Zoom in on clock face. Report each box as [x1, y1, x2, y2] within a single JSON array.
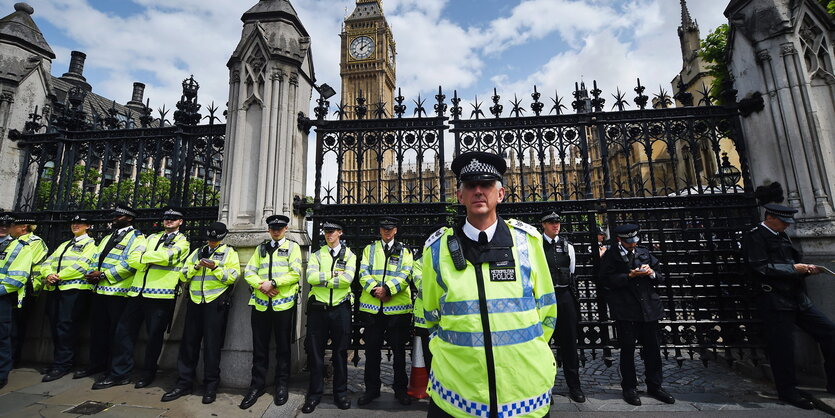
[[388, 45, 395, 66], [350, 36, 375, 60]]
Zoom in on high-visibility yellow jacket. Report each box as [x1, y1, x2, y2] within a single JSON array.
[[40, 235, 97, 292], [129, 231, 190, 299], [421, 219, 557, 418], [0, 233, 48, 306], [359, 240, 414, 315], [244, 239, 302, 312], [412, 255, 428, 329], [90, 227, 146, 297], [181, 243, 240, 304], [307, 244, 357, 307]]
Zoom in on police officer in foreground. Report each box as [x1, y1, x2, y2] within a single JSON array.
[[241, 214, 302, 410], [162, 221, 239, 404], [40, 215, 96, 382], [541, 211, 585, 403], [421, 151, 557, 418], [742, 204, 835, 410], [357, 216, 414, 407], [598, 224, 674, 406], [78, 204, 145, 380], [93, 206, 190, 389], [0, 215, 47, 389], [302, 219, 356, 413]]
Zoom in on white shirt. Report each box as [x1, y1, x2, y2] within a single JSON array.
[[381, 239, 394, 252], [327, 243, 342, 257], [463, 218, 499, 242], [543, 234, 576, 274], [272, 238, 286, 248], [116, 226, 133, 235], [74, 234, 90, 242], [760, 222, 779, 236]]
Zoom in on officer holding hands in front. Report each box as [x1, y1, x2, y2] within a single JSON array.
[[598, 223, 674, 406]]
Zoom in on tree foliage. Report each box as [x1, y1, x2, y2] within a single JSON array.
[[819, 0, 835, 17], [36, 165, 219, 211], [699, 24, 730, 105]]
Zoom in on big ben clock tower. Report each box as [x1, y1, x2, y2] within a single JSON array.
[[340, 0, 396, 119]]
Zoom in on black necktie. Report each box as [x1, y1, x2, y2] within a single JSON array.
[[330, 249, 336, 258], [478, 231, 489, 247], [627, 250, 636, 268]]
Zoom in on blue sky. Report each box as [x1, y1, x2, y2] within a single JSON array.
[[3, 0, 729, 115]]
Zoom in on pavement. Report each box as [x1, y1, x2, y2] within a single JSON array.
[[1, 352, 834, 417]]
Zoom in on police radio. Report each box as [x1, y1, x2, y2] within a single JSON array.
[[447, 235, 467, 271]]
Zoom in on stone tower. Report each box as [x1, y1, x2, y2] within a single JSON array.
[[219, 0, 315, 234], [340, 0, 396, 118], [0, 2, 55, 210], [671, 0, 713, 106]]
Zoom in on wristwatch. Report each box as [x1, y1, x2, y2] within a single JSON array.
[[269, 279, 277, 288]]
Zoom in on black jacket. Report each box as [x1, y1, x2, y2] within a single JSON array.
[[741, 224, 812, 311], [598, 245, 665, 322]]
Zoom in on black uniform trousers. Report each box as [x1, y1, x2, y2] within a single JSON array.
[[305, 300, 351, 401], [414, 326, 433, 373], [250, 305, 296, 390], [615, 320, 663, 391], [555, 287, 581, 390], [88, 293, 127, 372], [362, 311, 410, 395], [45, 290, 91, 372], [758, 304, 835, 397], [110, 296, 174, 379], [12, 291, 34, 365], [0, 293, 16, 381], [175, 297, 230, 392]]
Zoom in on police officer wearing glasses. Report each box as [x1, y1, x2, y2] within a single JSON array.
[[302, 219, 356, 413], [742, 204, 835, 410], [598, 224, 674, 406], [541, 211, 585, 403]]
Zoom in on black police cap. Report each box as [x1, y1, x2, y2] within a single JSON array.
[[0, 213, 14, 225], [70, 215, 91, 224], [763, 203, 797, 224], [540, 211, 562, 223], [451, 151, 507, 183], [614, 224, 640, 243], [322, 219, 343, 231], [266, 214, 290, 230], [379, 216, 400, 229], [110, 203, 137, 219], [162, 206, 185, 220], [206, 222, 228, 241]]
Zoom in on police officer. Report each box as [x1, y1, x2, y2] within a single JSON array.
[[411, 253, 432, 373], [0, 215, 47, 388], [0, 214, 12, 249], [301, 219, 356, 413], [421, 151, 557, 418], [541, 211, 585, 403], [240, 214, 302, 409], [596, 226, 608, 257], [742, 204, 835, 410], [162, 222, 239, 404], [77, 204, 145, 380], [40, 215, 96, 382], [93, 206, 189, 389], [357, 216, 414, 407], [598, 223, 674, 406]]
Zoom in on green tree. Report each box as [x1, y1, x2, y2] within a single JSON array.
[[36, 165, 101, 210], [819, 0, 835, 16], [699, 24, 731, 105]]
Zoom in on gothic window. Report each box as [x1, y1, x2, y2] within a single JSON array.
[[243, 45, 267, 106], [799, 15, 835, 82]]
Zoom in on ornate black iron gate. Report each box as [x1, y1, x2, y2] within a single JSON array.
[[303, 82, 763, 365], [9, 77, 224, 247]]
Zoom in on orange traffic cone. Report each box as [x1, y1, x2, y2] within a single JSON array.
[[406, 335, 429, 399]]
